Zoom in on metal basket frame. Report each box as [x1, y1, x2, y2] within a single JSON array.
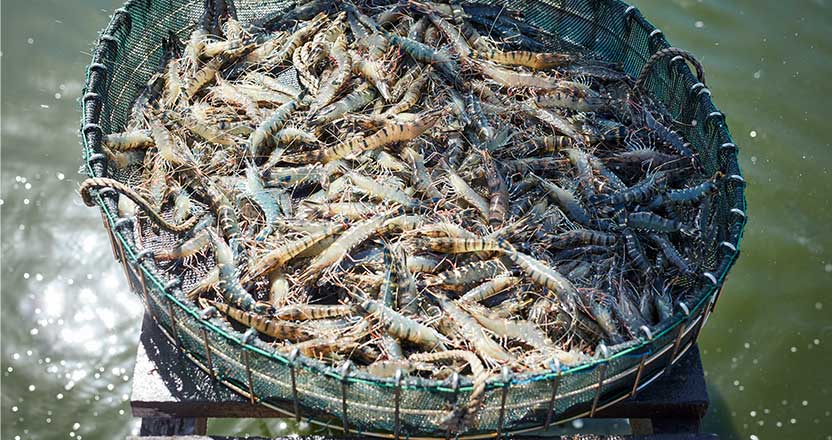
[[80, 0, 747, 437]]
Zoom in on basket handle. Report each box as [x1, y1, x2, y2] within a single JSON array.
[[636, 47, 706, 91]]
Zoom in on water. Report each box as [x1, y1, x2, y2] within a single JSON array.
[[1, 1, 829, 439]]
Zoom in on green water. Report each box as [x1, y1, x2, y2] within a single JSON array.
[[1, 0, 829, 439]]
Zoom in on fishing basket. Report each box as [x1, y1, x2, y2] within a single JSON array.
[[80, 0, 747, 437]]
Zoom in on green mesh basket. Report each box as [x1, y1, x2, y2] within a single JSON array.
[[80, 0, 747, 437]]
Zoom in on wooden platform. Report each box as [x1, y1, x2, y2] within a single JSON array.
[[131, 314, 716, 439]]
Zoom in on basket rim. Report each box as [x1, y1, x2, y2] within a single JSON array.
[[79, 0, 747, 420]]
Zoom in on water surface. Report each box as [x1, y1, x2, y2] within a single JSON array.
[[1, 1, 829, 439]]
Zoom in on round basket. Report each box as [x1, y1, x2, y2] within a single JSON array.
[[80, 0, 747, 437]]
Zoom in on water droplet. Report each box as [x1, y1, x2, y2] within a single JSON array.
[[28, 385, 36, 392], [27, 37, 34, 44], [750, 130, 757, 138], [56, 172, 65, 181], [73, 423, 80, 430], [817, 302, 824, 310]]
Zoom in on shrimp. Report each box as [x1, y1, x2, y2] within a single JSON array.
[[647, 233, 693, 274], [204, 299, 315, 342], [273, 304, 354, 321], [458, 301, 553, 351], [627, 212, 684, 233], [262, 12, 327, 68], [501, 244, 579, 310], [473, 48, 576, 70], [471, 59, 561, 90], [367, 359, 415, 377], [384, 67, 430, 116], [210, 232, 266, 313], [359, 299, 449, 349], [444, 163, 490, 220], [155, 228, 211, 261], [249, 99, 303, 159], [104, 130, 154, 151], [232, 83, 295, 105], [150, 118, 195, 168], [427, 292, 513, 366], [284, 110, 441, 164], [312, 82, 376, 125], [210, 76, 261, 120], [400, 146, 442, 199], [459, 276, 521, 303], [243, 222, 346, 282], [407, 255, 443, 274], [352, 57, 392, 102], [347, 172, 419, 208], [550, 230, 618, 249], [422, 237, 505, 255], [184, 54, 227, 99], [534, 85, 608, 113], [384, 33, 461, 87], [173, 110, 238, 146], [534, 175, 593, 226], [243, 71, 302, 99], [299, 214, 387, 283], [389, 246, 420, 314], [313, 35, 352, 110], [599, 172, 667, 206], [480, 150, 509, 226], [303, 200, 376, 220], [425, 260, 507, 291], [267, 270, 290, 308]]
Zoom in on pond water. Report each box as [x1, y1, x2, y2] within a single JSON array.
[[1, 1, 829, 439]]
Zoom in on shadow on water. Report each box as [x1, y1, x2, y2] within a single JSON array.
[[703, 384, 740, 440]]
